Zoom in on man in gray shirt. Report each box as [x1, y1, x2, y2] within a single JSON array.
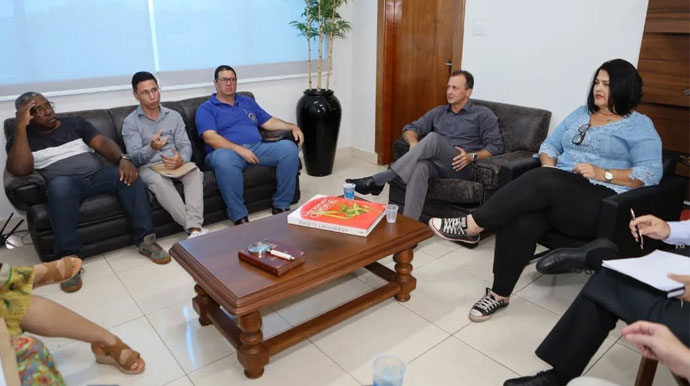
[[122, 72, 207, 238], [347, 70, 503, 220]]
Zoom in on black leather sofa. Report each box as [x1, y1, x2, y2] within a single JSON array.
[[3, 92, 300, 262]]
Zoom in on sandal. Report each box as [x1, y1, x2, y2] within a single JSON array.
[[33, 256, 82, 288], [91, 336, 145, 374]]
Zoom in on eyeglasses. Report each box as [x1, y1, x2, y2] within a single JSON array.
[[138, 87, 159, 98], [571, 124, 591, 145], [216, 77, 237, 84], [30, 101, 55, 116]]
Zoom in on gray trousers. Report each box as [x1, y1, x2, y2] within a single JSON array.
[[390, 132, 474, 220], [139, 163, 204, 231]]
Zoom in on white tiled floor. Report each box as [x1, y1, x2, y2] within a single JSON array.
[[0, 156, 678, 385]]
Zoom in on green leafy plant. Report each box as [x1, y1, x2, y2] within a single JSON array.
[[290, 0, 352, 90]]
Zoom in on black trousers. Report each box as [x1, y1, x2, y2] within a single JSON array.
[[473, 167, 616, 296], [536, 269, 690, 381]]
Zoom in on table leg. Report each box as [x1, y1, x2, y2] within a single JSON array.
[[193, 284, 213, 326], [237, 311, 269, 378], [393, 249, 416, 302]]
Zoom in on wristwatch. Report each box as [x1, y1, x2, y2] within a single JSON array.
[[119, 154, 133, 163], [472, 153, 478, 162], [604, 169, 613, 182]]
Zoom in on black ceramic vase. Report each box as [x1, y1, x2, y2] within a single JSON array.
[[296, 89, 342, 176]]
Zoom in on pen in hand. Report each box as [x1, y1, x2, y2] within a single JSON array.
[[630, 208, 644, 250]]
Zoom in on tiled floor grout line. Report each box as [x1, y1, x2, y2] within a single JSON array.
[[450, 332, 531, 377], [140, 314, 189, 378], [185, 353, 234, 383], [164, 374, 193, 386], [307, 337, 367, 386], [447, 333, 522, 377], [140, 297, 211, 375]]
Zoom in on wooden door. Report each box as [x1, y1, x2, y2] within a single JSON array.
[[375, 0, 465, 164], [636, 0, 689, 179]]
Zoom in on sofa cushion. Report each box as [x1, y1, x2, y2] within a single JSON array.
[[27, 194, 124, 231]]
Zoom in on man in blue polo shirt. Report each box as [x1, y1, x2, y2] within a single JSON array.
[[195, 65, 303, 225]]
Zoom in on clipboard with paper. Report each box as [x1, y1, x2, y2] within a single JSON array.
[[602, 249, 690, 298], [148, 161, 198, 178]]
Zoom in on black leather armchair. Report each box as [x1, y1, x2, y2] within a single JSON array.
[[499, 155, 687, 259], [388, 99, 552, 223], [3, 92, 300, 261]]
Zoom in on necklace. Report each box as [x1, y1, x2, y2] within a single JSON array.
[[598, 110, 618, 122]]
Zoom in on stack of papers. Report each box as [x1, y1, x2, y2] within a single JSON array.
[[602, 249, 690, 298]]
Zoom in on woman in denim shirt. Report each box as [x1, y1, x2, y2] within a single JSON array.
[[427, 59, 663, 323]]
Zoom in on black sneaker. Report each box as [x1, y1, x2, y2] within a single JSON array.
[[428, 217, 480, 244], [469, 288, 508, 322]]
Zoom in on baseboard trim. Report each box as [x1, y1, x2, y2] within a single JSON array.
[[335, 146, 379, 164]]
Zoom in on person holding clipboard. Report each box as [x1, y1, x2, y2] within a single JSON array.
[[504, 215, 690, 386], [122, 72, 208, 239]]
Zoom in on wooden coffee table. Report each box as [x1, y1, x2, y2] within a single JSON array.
[[170, 210, 433, 378]]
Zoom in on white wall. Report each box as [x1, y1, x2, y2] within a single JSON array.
[[347, 0, 379, 154], [462, 0, 649, 129]]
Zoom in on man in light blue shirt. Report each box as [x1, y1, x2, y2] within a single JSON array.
[[122, 72, 207, 238]]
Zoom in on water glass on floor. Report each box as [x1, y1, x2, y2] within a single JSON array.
[[372, 353, 406, 386]]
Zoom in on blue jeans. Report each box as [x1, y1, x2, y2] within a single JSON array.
[[46, 166, 154, 259], [205, 140, 299, 222]]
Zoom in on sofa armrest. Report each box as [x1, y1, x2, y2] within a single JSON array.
[[392, 137, 410, 161], [498, 157, 540, 187], [260, 129, 296, 143], [596, 175, 686, 257], [4, 169, 47, 211]]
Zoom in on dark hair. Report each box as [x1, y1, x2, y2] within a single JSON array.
[[586, 59, 642, 116], [214, 65, 236, 80], [131, 71, 157, 91], [15, 91, 42, 110], [450, 70, 474, 89]]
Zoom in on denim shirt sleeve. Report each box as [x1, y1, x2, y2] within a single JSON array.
[[626, 114, 662, 186], [538, 107, 584, 159]]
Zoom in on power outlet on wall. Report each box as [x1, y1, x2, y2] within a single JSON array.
[[472, 20, 486, 35]]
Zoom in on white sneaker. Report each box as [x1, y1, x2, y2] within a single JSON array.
[[187, 228, 209, 239]]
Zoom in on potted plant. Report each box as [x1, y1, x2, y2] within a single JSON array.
[[291, 0, 351, 176]]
